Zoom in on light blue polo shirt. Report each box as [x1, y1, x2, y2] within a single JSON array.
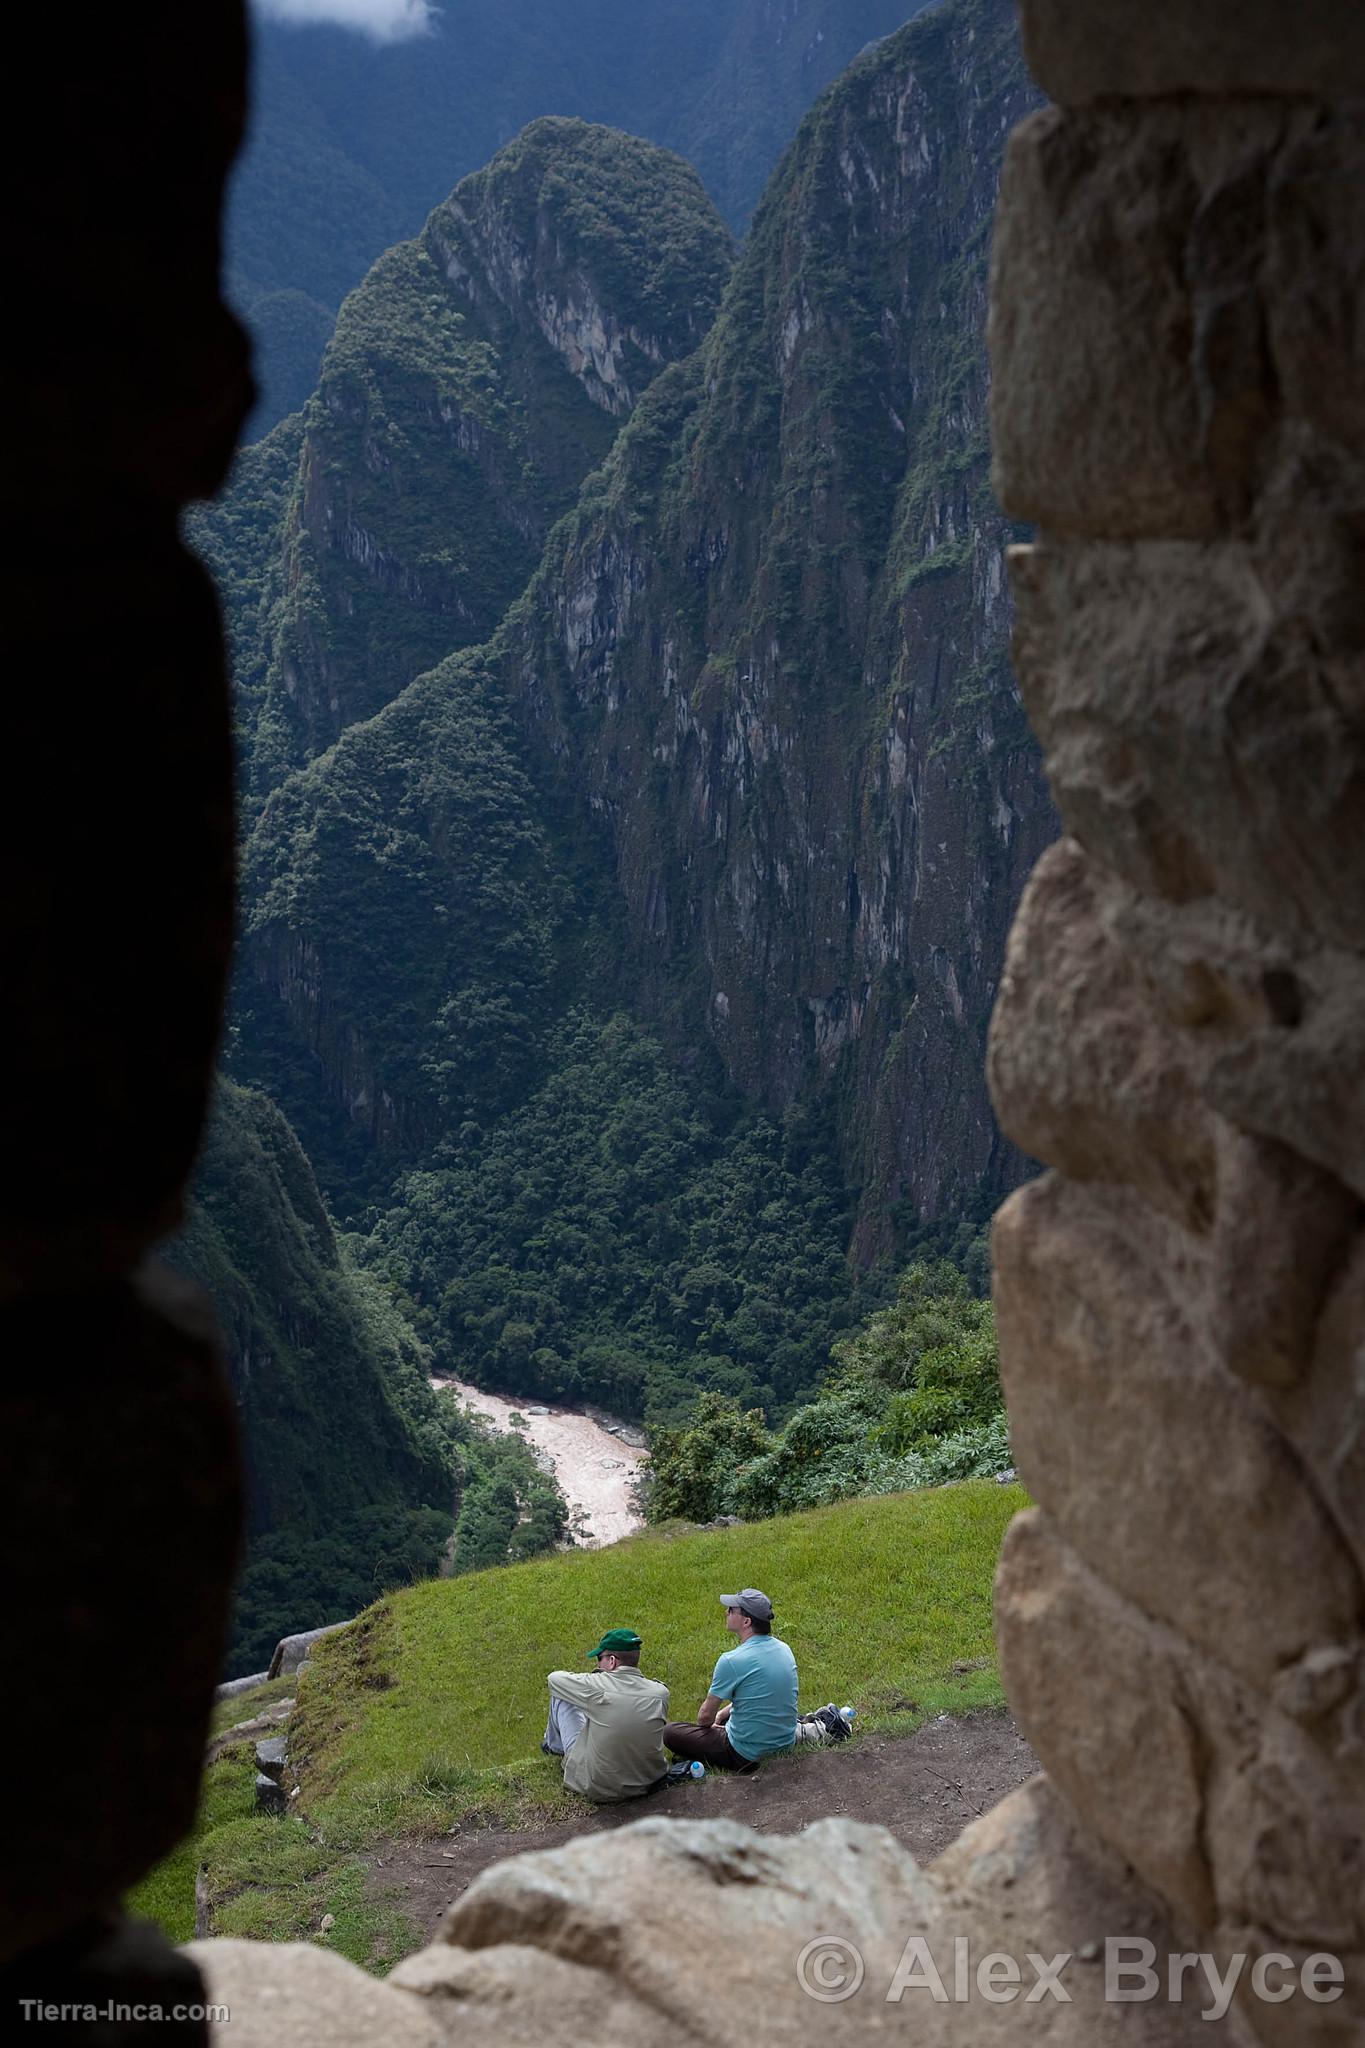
[[710, 1634, 799, 1759]]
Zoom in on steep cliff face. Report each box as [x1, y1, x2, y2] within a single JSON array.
[[234, 0, 1051, 1262], [497, 0, 1053, 1255], [232, 0, 928, 435], [251, 120, 731, 790]]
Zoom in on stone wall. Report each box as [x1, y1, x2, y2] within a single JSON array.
[[1, 2, 251, 2036], [987, 2, 1365, 2040]]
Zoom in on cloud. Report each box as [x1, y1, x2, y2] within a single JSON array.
[[253, 0, 435, 41]]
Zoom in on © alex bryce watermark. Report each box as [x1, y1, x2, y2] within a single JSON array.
[[795, 1935, 1348, 2019]]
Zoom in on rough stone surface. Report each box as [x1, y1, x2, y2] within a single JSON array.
[[215, 1672, 270, 1704], [988, 44, 1363, 2013], [992, 1174, 1364, 1694], [2, 1268, 243, 1965], [186, 1940, 441, 2048], [987, 839, 1217, 1231], [1261, 1228, 1365, 1575], [1207, 1125, 1361, 1390], [990, 99, 1365, 538], [997, 1514, 1365, 1946], [268, 1622, 354, 1680], [254, 1736, 287, 1778], [1096, 888, 1365, 1203], [387, 1797, 1242, 2043], [1019, 0, 1365, 104], [1007, 536, 1365, 950]]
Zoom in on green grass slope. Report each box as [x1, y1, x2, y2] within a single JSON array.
[[131, 1481, 1025, 1972]]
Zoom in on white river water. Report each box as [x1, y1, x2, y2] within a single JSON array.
[[432, 1378, 645, 1547]]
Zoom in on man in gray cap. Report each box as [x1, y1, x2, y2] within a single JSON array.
[[664, 1588, 849, 1769]]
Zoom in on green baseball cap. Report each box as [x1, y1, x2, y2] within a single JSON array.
[[586, 1627, 642, 1660]]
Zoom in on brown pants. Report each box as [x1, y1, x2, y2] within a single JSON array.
[[663, 1720, 759, 1770]]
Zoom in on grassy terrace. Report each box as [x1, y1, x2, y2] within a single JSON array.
[[131, 1480, 1025, 1973]]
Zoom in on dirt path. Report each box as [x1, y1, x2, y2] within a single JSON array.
[[433, 1378, 645, 1546], [366, 1708, 1037, 1943]]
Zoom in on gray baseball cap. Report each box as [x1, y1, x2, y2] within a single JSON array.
[[720, 1588, 773, 1621]]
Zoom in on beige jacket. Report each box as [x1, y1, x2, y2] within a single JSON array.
[[547, 1665, 670, 1802]]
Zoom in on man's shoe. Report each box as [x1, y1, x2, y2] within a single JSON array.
[[540, 1740, 555, 1755]]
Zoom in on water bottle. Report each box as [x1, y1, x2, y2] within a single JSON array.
[[840, 1706, 856, 1724], [690, 1759, 706, 1778]]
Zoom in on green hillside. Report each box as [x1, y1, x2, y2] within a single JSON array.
[[131, 1480, 1025, 1967]]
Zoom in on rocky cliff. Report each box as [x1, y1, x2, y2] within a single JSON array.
[[231, 0, 928, 435], [247, 119, 731, 790], [495, 0, 1054, 1256], [236, 0, 1053, 1267]]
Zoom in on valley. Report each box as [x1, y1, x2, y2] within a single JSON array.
[[175, 0, 1050, 1690], [432, 1378, 645, 1546]]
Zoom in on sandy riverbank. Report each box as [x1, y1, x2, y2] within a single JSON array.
[[432, 1379, 645, 1546]]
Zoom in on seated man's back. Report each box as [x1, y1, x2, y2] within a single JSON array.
[[710, 1628, 798, 1761], [546, 1634, 669, 1801]]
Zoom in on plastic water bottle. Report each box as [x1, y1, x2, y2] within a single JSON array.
[[840, 1706, 856, 1724], [689, 1759, 706, 1778]]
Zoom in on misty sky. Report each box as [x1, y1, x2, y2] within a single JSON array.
[[253, 0, 435, 39]]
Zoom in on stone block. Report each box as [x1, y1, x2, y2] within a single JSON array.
[[390, 1802, 1236, 2043], [254, 1772, 286, 1816], [1207, 1125, 1361, 1390], [990, 100, 1364, 537], [1262, 1229, 1365, 1576], [186, 1939, 442, 2048], [1103, 891, 1365, 1203], [1, 1267, 242, 1964], [990, 107, 1223, 538], [1263, 111, 1365, 458], [1204, 950, 1365, 1203], [1007, 537, 1365, 951], [987, 839, 1217, 1231], [1019, 1, 1365, 106], [255, 1736, 287, 1779], [996, 1513, 1365, 1954], [268, 1621, 353, 1681], [992, 1175, 1362, 1692]]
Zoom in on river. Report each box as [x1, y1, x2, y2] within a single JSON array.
[[432, 1378, 646, 1547]]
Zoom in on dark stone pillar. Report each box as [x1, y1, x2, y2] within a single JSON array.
[[2, 3, 252, 2035]]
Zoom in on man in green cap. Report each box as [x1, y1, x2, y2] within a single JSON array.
[[542, 1627, 670, 1802]]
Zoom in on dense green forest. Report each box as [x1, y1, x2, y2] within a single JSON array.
[[170, 1080, 567, 1672], [645, 1256, 1009, 1525], [365, 1009, 866, 1425]]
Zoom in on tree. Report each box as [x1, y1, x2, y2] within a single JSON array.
[[644, 1391, 771, 1523]]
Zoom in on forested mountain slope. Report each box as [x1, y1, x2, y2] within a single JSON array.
[[219, 121, 731, 793], [234, 0, 1051, 1290], [170, 1079, 567, 1670], [233, 0, 929, 430]]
